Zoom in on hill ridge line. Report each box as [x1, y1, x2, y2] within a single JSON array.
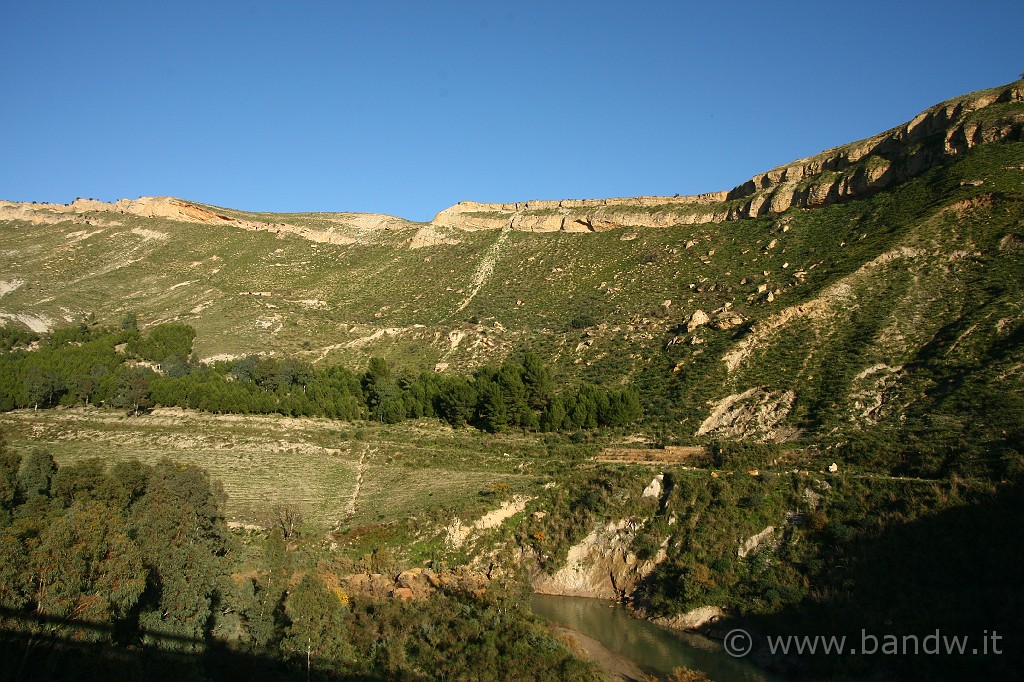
[[2, 80, 1021, 238]]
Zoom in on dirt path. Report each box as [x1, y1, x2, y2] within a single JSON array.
[[345, 444, 375, 518]]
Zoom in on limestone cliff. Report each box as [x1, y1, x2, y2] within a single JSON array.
[[2, 81, 1021, 242], [531, 518, 667, 600], [432, 80, 1024, 232], [0, 195, 418, 245]]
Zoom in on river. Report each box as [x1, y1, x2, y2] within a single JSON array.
[[531, 594, 780, 681]]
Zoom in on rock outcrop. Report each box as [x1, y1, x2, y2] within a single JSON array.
[[531, 519, 667, 600], [0, 196, 417, 246], [431, 80, 1024, 233], [432, 193, 732, 233], [343, 566, 491, 602], [696, 387, 797, 441], [650, 606, 726, 632], [3, 81, 1020, 241]]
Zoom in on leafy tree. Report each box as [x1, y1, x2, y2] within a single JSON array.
[[0, 526, 30, 609], [30, 500, 147, 630], [18, 448, 56, 500], [282, 573, 353, 674], [244, 528, 291, 653], [51, 457, 109, 507], [131, 460, 228, 651], [278, 358, 314, 389], [160, 353, 191, 378], [252, 357, 281, 391], [230, 355, 259, 383], [106, 458, 150, 511], [23, 365, 61, 410], [0, 435, 19, 520], [115, 366, 154, 416]]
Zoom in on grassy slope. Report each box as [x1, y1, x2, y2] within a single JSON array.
[[0, 407, 551, 529], [2, 141, 1022, 457]]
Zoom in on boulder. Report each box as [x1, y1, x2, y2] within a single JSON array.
[[687, 309, 710, 332]]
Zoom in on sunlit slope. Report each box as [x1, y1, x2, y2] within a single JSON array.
[[1, 82, 1022, 454]]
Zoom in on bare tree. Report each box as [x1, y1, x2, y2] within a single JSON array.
[[267, 503, 303, 540]]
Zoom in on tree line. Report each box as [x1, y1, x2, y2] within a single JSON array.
[[0, 320, 642, 432]]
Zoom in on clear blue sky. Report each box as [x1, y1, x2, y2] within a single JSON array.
[[2, 1, 1021, 222]]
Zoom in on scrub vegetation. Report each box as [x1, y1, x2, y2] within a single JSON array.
[[1, 82, 1023, 680]]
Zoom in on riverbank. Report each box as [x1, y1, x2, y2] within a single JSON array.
[[552, 626, 651, 681], [531, 594, 778, 682]]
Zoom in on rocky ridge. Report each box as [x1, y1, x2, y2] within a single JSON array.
[[0, 196, 417, 246], [2, 81, 1021, 241], [433, 80, 1024, 232]]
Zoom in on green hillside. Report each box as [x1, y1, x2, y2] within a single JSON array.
[[2, 82, 1023, 469], [2, 79, 1024, 681]]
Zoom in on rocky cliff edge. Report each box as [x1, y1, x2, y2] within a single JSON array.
[[432, 80, 1024, 232], [4, 81, 1022, 238]]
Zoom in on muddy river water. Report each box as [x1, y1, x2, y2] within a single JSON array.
[[530, 594, 780, 681]]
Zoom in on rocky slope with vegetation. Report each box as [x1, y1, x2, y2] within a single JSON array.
[[437, 80, 1024, 231], [2, 79, 1024, 681]]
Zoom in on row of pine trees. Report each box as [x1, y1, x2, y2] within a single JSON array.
[[0, 320, 642, 432]]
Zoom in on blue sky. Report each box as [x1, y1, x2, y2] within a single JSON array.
[[2, 1, 1021, 222]]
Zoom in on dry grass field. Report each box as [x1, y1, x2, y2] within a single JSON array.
[[0, 406, 550, 528]]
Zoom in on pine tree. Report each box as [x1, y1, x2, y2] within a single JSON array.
[[17, 448, 56, 500], [475, 380, 507, 432], [282, 573, 353, 674], [521, 352, 553, 411]]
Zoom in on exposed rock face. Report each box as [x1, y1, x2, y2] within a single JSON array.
[[406, 223, 461, 249], [641, 474, 663, 499], [696, 387, 796, 441], [446, 495, 531, 549], [0, 196, 416, 246], [738, 526, 778, 558], [531, 519, 667, 600], [431, 81, 1024, 233], [432, 193, 732, 233]]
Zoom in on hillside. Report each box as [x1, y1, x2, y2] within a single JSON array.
[[2, 80, 1023, 460], [3, 80, 1024, 681]]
